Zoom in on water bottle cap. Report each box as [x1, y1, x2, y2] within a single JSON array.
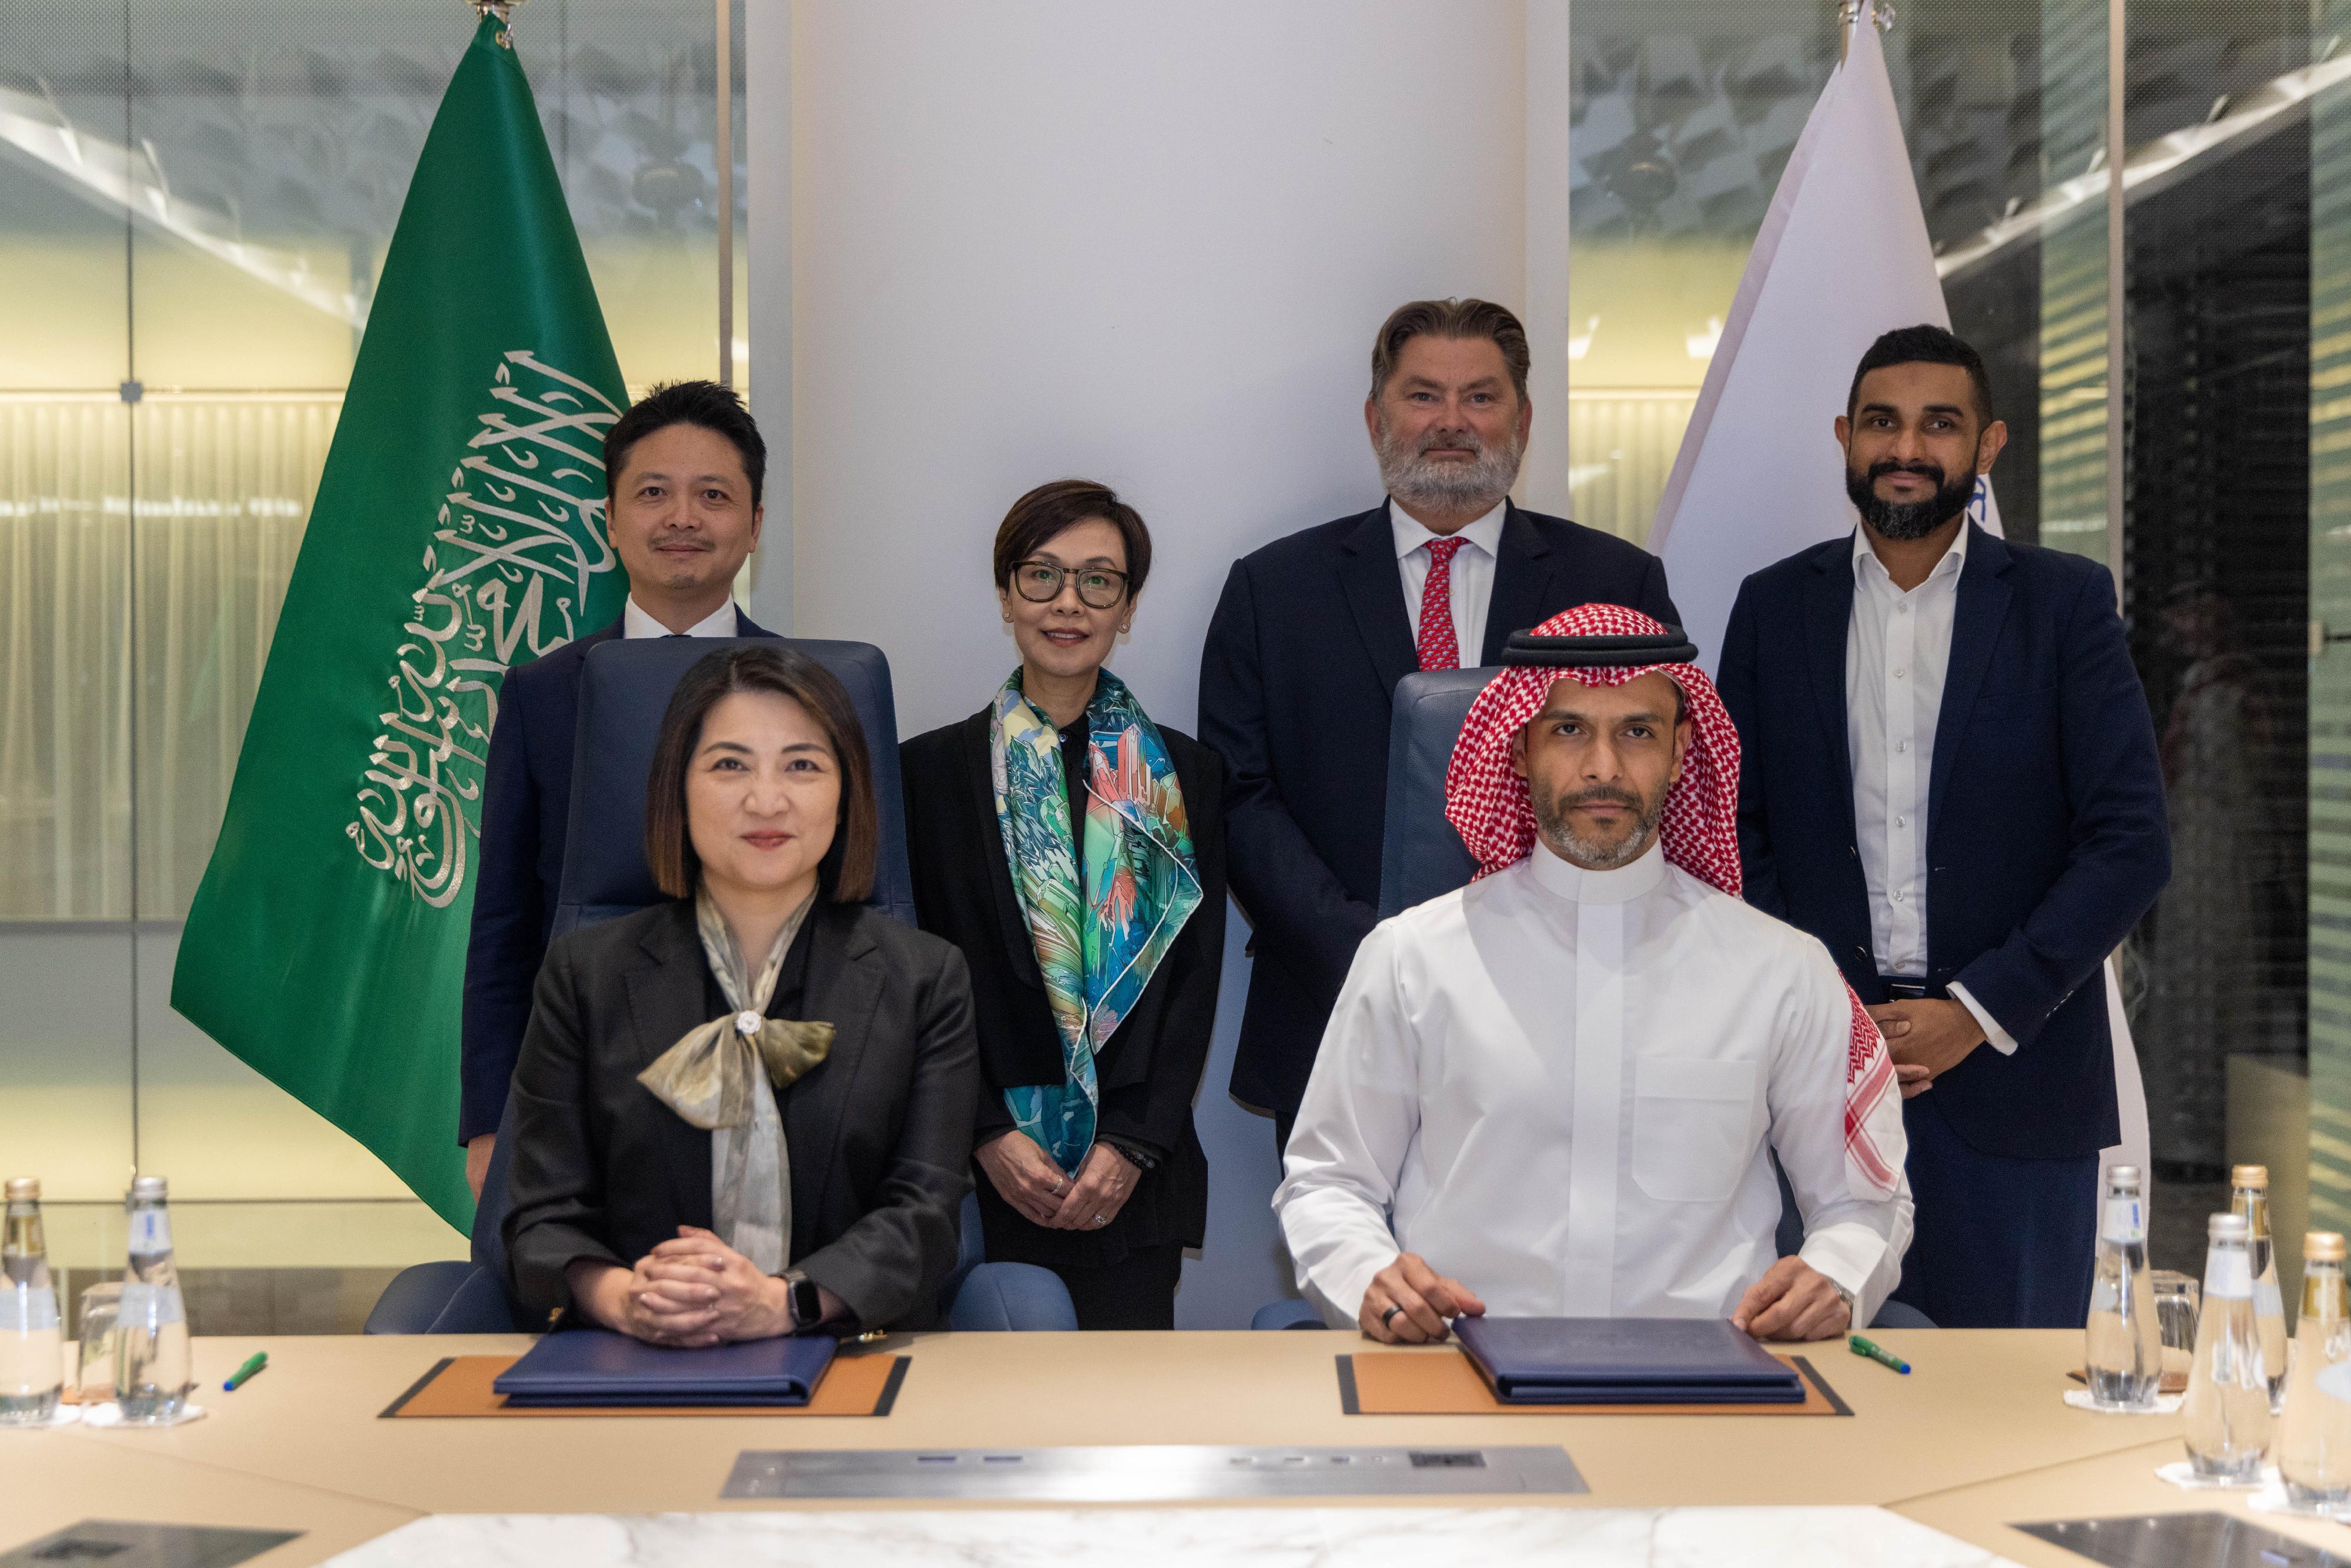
[[2232, 1164, 2270, 1190], [2209, 1212, 2250, 1239], [4, 1178, 36, 1201], [129, 1175, 168, 1201], [2311, 1233, 2348, 1263], [2106, 1165, 2142, 1190]]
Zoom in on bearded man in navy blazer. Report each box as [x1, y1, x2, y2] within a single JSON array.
[[459, 380, 779, 1194], [1718, 326, 2169, 1328], [1200, 299, 1679, 1157]]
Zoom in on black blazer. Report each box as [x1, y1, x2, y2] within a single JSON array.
[[900, 711, 1227, 1268], [501, 897, 980, 1331], [1717, 525, 2171, 1159], [461, 611, 778, 1144], [1197, 500, 1679, 1114]]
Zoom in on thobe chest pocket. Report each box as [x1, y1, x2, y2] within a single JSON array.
[[1630, 1057, 1760, 1203]]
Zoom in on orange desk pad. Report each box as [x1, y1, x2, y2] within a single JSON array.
[[1339, 1350, 1850, 1416], [380, 1350, 908, 1418]]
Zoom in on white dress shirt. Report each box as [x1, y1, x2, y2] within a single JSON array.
[[1275, 840, 1913, 1329], [622, 595, 739, 639], [1391, 498, 1505, 661], [1843, 528, 2015, 1054]]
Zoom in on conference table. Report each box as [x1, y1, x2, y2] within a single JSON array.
[[8, 1328, 2340, 1566]]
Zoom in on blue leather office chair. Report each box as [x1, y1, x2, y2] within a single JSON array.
[[1252, 667, 1933, 1331], [366, 636, 1074, 1333], [1375, 668, 1491, 919]]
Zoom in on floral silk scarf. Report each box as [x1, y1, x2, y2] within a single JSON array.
[[989, 668, 1203, 1174]]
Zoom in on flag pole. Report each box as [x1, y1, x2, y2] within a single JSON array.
[[1837, 1, 1892, 62], [467, 0, 525, 26]]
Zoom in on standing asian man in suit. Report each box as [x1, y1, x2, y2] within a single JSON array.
[[1199, 298, 1680, 1158], [1717, 325, 2169, 1328], [461, 380, 780, 1194]]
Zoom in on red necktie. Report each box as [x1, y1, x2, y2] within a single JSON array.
[[1416, 537, 1467, 671]]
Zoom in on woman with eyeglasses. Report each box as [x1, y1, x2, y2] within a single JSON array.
[[902, 480, 1227, 1329]]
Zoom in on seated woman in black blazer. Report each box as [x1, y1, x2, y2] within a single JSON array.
[[903, 480, 1226, 1329], [505, 644, 980, 1342]]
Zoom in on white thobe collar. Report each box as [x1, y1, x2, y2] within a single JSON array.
[[1524, 837, 1667, 905], [623, 595, 739, 639], [1388, 498, 1506, 561]]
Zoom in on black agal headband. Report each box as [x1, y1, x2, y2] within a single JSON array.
[[1499, 627, 1699, 668]]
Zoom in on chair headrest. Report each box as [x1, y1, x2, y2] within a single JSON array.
[[550, 636, 919, 943], [1375, 667, 1491, 919]]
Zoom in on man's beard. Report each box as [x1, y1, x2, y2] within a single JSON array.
[[1531, 780, 1670, 870], [1377, 416, 1524, 516], [1844, 458, 1976, 541]]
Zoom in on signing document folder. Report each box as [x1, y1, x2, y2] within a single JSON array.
[[1454, 1317, 1804, 1405], [492, 1328, 836, 1408]]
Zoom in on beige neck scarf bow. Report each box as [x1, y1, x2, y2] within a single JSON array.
[[637, 887, 833, 1275]]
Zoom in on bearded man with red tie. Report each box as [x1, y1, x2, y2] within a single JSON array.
[[1199, 298, 1682, 1160]]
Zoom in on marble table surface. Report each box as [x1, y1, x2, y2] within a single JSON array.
[[324, 1505, 2024, 1566]]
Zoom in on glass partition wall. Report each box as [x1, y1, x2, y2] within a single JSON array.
[[0, 0, 742, 1329]]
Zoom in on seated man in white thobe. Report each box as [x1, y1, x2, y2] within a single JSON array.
[[1275, 604, 1914, 1344]]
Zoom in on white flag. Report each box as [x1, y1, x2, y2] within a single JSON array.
[[1645, 3, 2001, 674]]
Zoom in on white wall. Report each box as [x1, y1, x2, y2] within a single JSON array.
[[753, 0, 1547, 1325]]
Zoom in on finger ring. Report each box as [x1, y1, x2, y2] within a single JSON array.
[[1380, 1304, 1404, 1328], [1094, 1213, 1108, 1226]]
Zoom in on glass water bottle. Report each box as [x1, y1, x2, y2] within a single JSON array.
[[2185, 1212, 2275, 1480], [2279, 1232, 2351, 1508], [113, 1176, 191, 1423], [2085, 1164, 2162, 1409], [0, 1178, 62, 1425], [2234, 1164, 2292, 1410]]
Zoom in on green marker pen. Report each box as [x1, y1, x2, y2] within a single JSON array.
[[223, 1351, 269, 1391], [1848, 1334, 1910, 1374]]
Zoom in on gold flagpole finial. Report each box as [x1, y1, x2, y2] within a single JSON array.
[[468, 0, 525, 21]]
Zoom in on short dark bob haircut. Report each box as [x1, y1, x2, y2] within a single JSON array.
[[1846, 323, 1995, 428], [990, 479, 1154, 599], [604, 380, 769, 510], [644, 644, 876, 903]]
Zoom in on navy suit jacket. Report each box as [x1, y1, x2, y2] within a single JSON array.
[[459, 610, 777, 1144], [1717, 526, 2169, 1160], [1198, 500, 1679, 1115]]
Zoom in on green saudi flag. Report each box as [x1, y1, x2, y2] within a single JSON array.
[[172, 11, 628, 1232]]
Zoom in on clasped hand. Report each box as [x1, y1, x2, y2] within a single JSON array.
[[571, 1226, 841, 1348], [977, 1131, 1139, 1230], [1866, 996, 1985, 1098]]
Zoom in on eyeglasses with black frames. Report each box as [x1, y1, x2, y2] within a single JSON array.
[[1010, 559, 1130, 609]]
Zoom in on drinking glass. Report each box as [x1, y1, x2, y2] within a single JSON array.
[[74, 1282, 120, 1405], [2154, 1271, 2200, 1396]]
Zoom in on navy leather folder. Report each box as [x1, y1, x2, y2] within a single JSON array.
[[1452, 1317, 1806, 1405], [490, 1328, 837, 1408]]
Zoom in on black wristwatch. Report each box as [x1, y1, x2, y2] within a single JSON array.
[[782, 1269, 822, 1330], [1101, 1135, 1161, 1171]]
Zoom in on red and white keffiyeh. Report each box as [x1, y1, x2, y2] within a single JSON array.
[[1444, 604, 1903, 1200]]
